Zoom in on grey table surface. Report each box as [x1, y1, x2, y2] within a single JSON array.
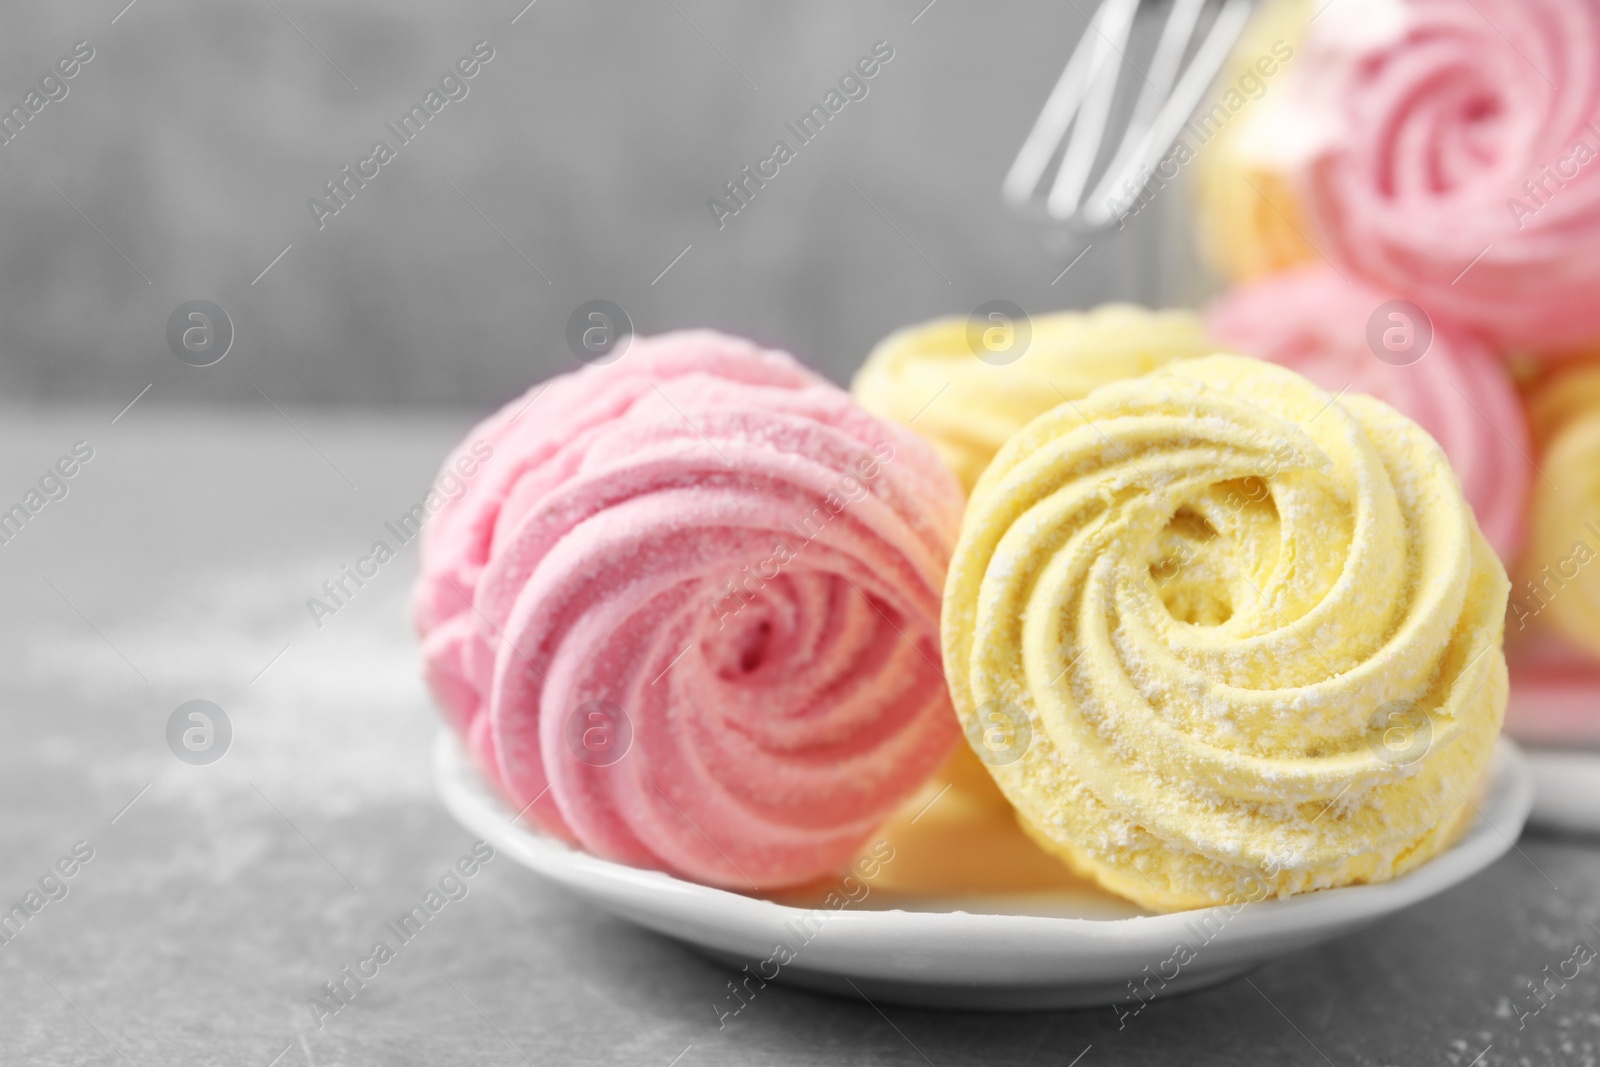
[[2, 405, 1597, 1067]]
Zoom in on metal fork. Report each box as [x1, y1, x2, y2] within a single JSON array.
[[1003, 0, 1259, 232]]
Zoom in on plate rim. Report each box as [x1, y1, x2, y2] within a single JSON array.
[[1522, 747, 1600, 835], [435, 730, 1532, 981]]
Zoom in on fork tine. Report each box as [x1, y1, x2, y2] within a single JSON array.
[[1083, 0, 1256, 228], [1002, 0, 1130, 207], [1046, 0, 1142, 218], [1105, 0, 1208, 175], [1006, 0, 1264, 231]]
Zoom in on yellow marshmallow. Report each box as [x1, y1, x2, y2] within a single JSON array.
[[853, 306, 1223, 494], [942, 355, 1508, 912], [856, 306, 1227, 820], [1517, 367, 1600, 655], [1193, 0, 1317, 283]]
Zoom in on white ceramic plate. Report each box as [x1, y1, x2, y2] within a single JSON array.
[[1524, 749, 1600, 836], [435, 732, 1532, 1010], [1504, 668, 1600, 835]]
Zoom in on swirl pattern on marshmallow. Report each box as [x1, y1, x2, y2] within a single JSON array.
[[852, 306, 1223, 494], [1297, 0, 1600, 352], [1207, 265, 1530, 559], [416, 331, 964, 890], [942, 355, 1508, 911]]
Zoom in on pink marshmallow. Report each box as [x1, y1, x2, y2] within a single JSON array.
[[1297, 0, 1600, 354], [414, 330, 964, 889], [1207, 265, 1530, 560], [1505, 634, 1600, 745]]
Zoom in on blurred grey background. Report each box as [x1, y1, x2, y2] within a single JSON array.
[[0, 0, 1196, 407]]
